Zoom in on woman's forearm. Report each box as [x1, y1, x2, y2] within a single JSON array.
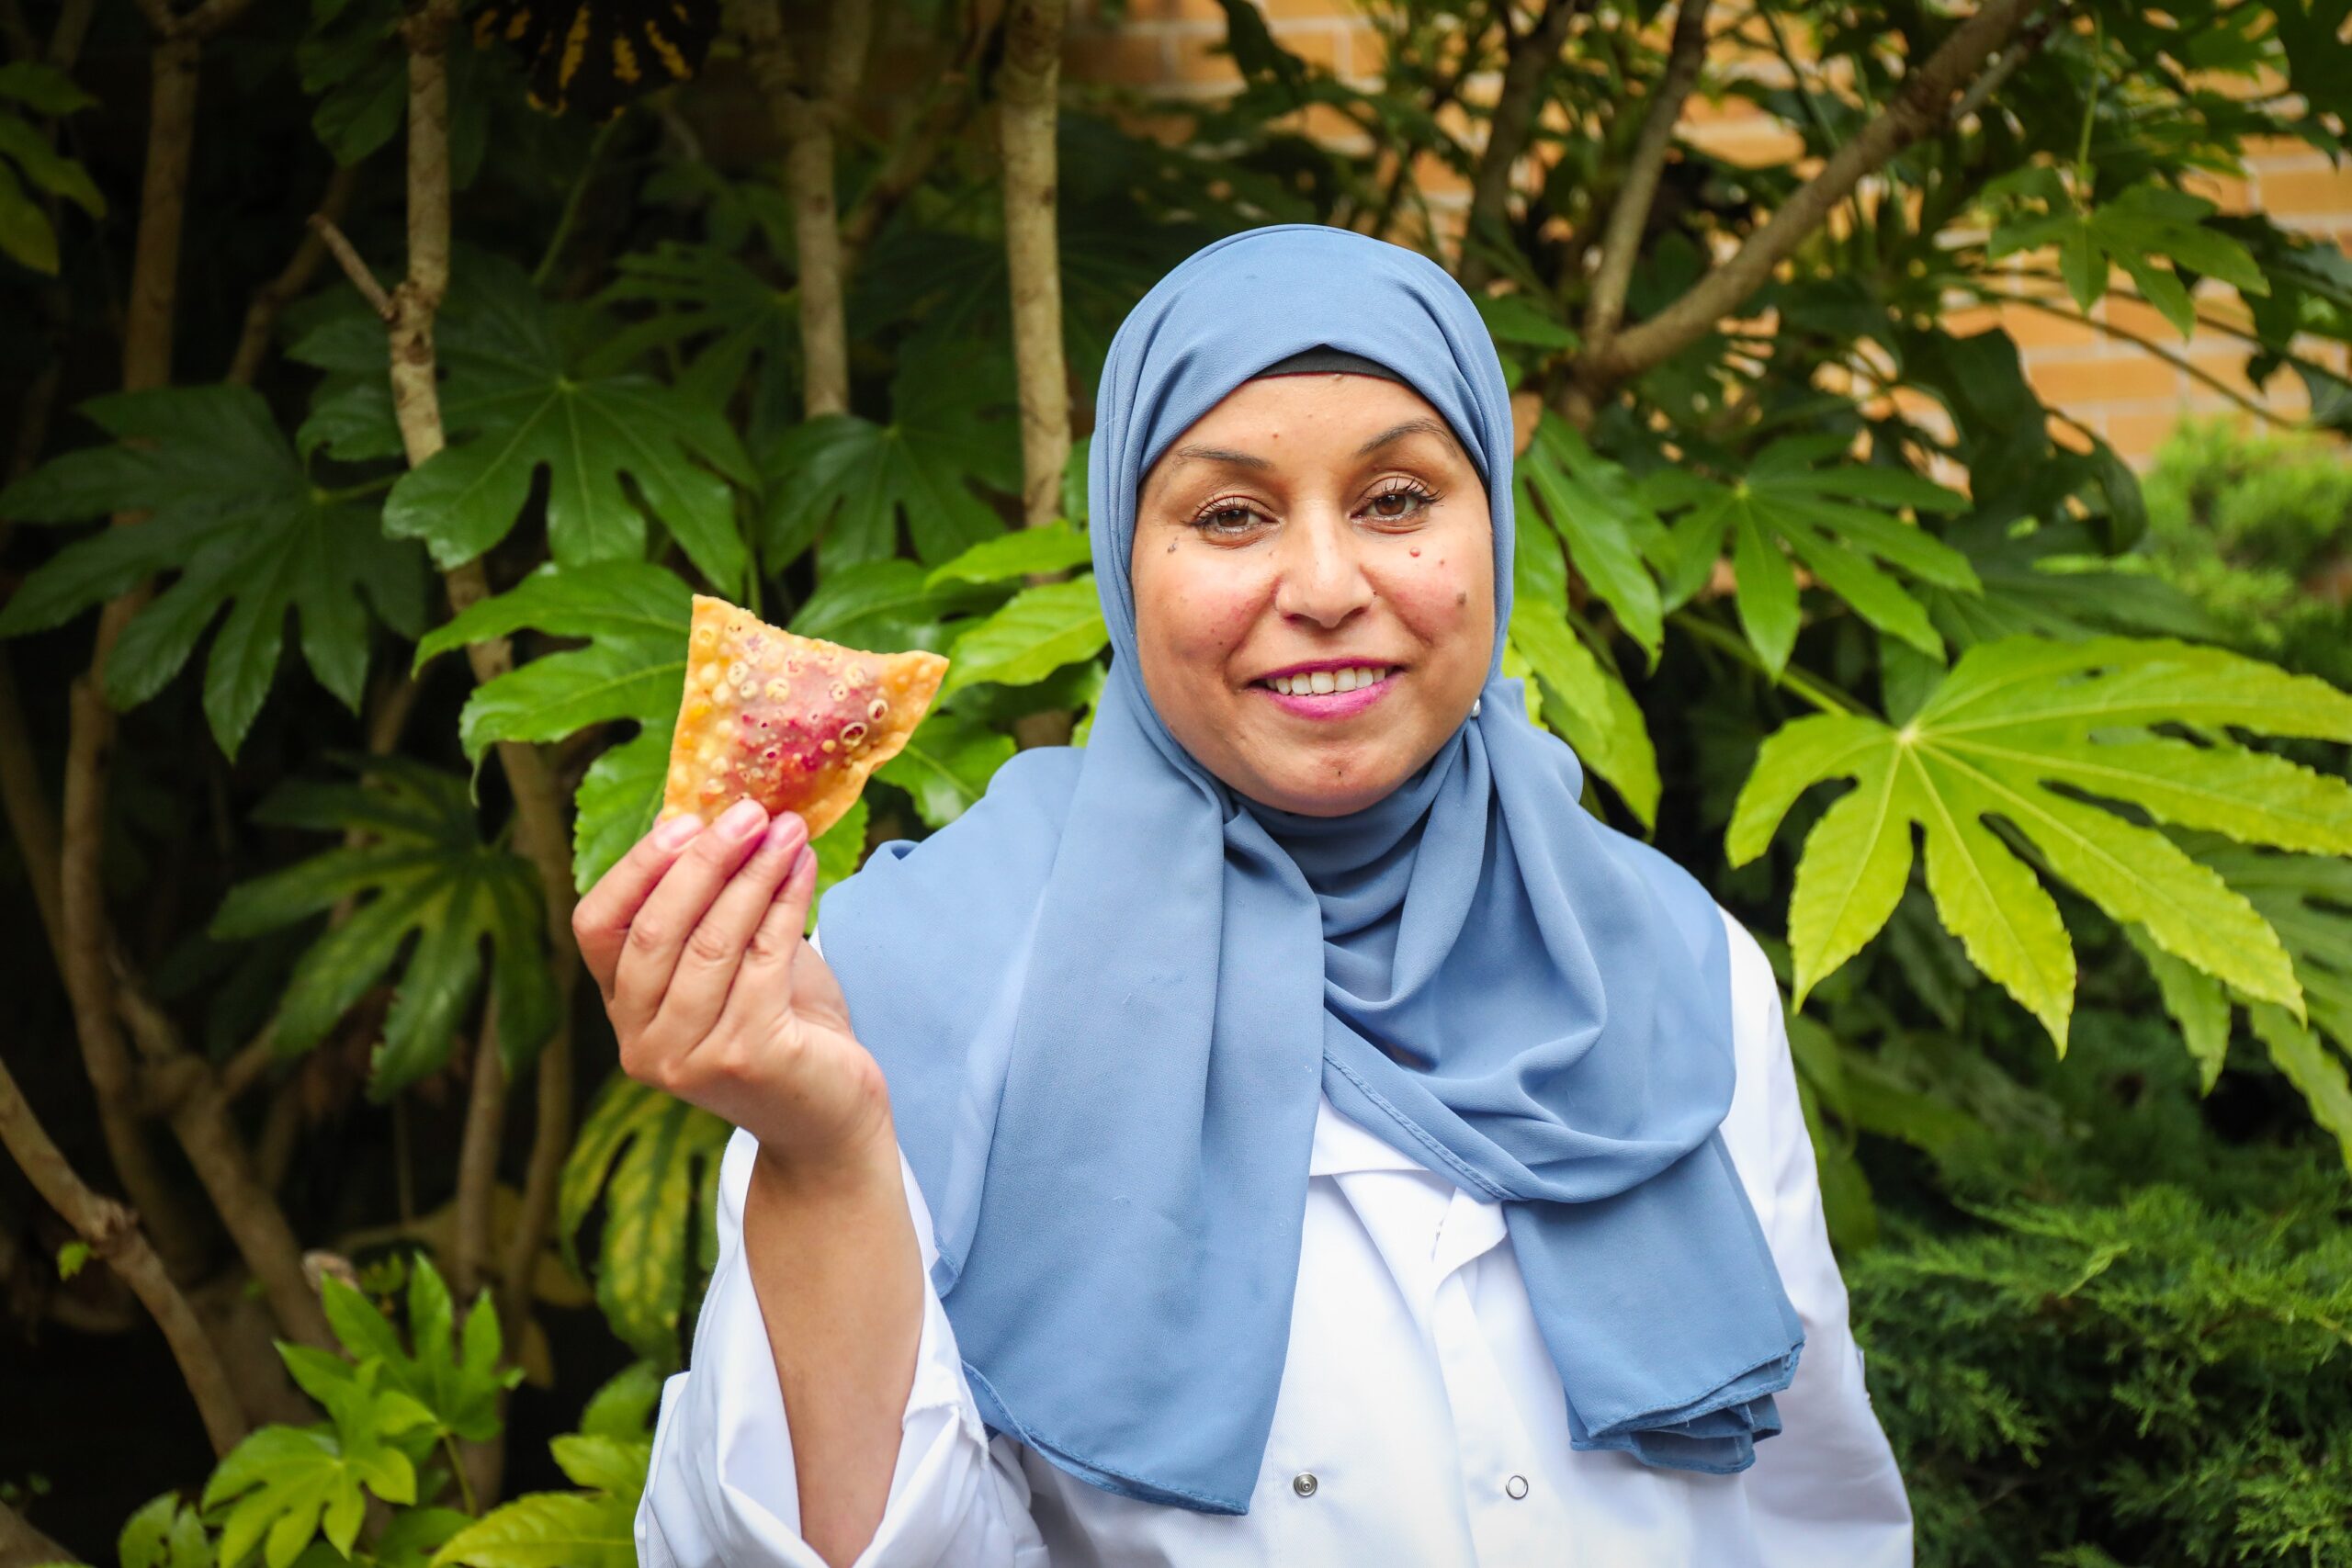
[[741, 1126, 926, 1568]]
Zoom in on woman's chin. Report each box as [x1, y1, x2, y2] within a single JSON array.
[[1227, 747, 1417, 818]]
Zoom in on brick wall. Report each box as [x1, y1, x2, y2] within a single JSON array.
[[1062, 1, 2351, 468]]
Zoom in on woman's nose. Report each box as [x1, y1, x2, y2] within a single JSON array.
[[1271, 512, 1374, 629]]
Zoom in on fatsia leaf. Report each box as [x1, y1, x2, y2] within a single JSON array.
[[941, 577, 1108, 696], [209, 757, 558, 1095], [413, 560, 694, 895], [119, 1492, 211, 1568], [415, 560, 693, 761], [1989, 180, 2268, 336], [1518, 415, 1665, 665], [558, 1073, 730, 1363], [382, 256, 753, 589], [924, 522, 1093, 590], [0, 386, 424, 757], [756, 350, 1018, 572], [2126, 840, 2352, 1167], [1726, 636, 2352, 1049], [430, 1492, 637, 1568], [1507, 504, 1659, 824], [578, 1361, 664, 1439], [548, 1435, 650, 1496], [877, 708, 1016, 829], [1645, 436, 1976, 676], [788, 558, 990, 653]]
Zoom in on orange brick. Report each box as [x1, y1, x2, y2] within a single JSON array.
[[1940, 302, 1998, 336], [1122, 0, 1227, 19], [2244, 134, 2326, 167], [2098, 291, 2187, 344], [2028, 352, 2183, 405], [1997, 297, 2099, 350], [1412, 145, 1471, 198], [1270, 99, 1372, 149], [1168, 30, 1245, 85], [1268, 21, 1346, 70], [2258, 165, 2352, 217], [2180, 169, 2253, 212], [2049, 412, 2096, 454], [1064, 30, 1168, 86], [1687, 119, 1805, 168], [1260, 0, 1360, 16]]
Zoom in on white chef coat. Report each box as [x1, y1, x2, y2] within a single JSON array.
[[638, 904, 1912, 1567]]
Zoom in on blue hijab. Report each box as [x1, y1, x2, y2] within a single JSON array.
[[819, 223, 1803, 1514]]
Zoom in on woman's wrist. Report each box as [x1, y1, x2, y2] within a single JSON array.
[[749, 1110, 901, 1206]]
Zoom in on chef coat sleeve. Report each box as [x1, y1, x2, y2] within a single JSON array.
[[1714, 906, 1916, 1568], [636, 1122, 1049, 1568]]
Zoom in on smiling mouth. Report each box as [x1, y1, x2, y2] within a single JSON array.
[[1252, 664, 1396, 696]]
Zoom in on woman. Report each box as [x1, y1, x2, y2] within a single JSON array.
[[578, 224, 1912, 1566]]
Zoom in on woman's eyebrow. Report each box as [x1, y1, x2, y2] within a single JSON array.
[[1159, 419, 1462, 476]]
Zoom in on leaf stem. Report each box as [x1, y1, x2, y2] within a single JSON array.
[[532, 114, 622, 291], [1671, 609, 1870, 716], [443, 1430, 480, 1515]]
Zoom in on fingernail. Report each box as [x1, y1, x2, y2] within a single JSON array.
[[655, 813, 703, 850], [718, 798, 767, 840], [763, 815, 808, 853]]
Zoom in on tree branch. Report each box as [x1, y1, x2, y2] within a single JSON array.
[[0, 1050, 248, 1455], [1583, 0, 1711, 353], [54, 10, 213, 1283], [228, 165, 360, 385], [1580, 0, 2049, 386], [731, 0, 872, 418], [1457, 0, 1584, 290]]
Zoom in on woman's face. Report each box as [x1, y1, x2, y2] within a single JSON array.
[[1128, 371, 1495, 818]]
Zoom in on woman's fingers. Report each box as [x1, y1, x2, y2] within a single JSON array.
[[572, 810, 708, 1000], [653, 812, 811, 1043], [718, 840, 821, 1038], [610, 799, 775, 1035]]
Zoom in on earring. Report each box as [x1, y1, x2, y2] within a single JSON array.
[[1470, 697, 1483, 718]]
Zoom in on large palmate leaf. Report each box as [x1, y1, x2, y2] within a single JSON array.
[[597, 240, 800, 446], [0, 386, 425, 757], [381, 256, 754, 590], [1516, 413, 1665, 665], [201, 1359, 431, 1568], [317, 1257, 522, 1446], [1726, 636, 2352, 1049], [414, 561, 692, 893], [210, 758, 558, 1096], [877, 708, 1017, 829], [1986, 173, 2268, 337], [559, 1073, 729, 1364], [1639, 435, 1978, 676], [1507, 483, 1660, 825], [940, 576, 1108, 696], [788, 558, 996, 653], [2128, 840, 2352, 1163], [757, 349, 1019, 571]]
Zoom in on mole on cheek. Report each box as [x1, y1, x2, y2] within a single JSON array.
[[1456, 590, 1468, 606]]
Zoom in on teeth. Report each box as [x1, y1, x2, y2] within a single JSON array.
[[1267, 666, 1390, 696]]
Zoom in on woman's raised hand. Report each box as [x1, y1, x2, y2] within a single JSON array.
[[572, 799, 892, 1178]]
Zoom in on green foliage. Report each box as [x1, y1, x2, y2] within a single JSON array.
[[558, 1074, 729, 1364], [1854, 1186, 2352, 1566], [383, 259, 755, 590], [0, 387, 425, 756], [0, 62, 103, 275], [756, 351, 1020, 571], [209, 758, 558, 1095], [196, 1257, 514, 1568], [1729, 637, 2352, 1051]]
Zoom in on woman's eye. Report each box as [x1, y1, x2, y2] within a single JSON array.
[[1363, 484, 1438, 523], [1192, 503, 1263, 536]]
